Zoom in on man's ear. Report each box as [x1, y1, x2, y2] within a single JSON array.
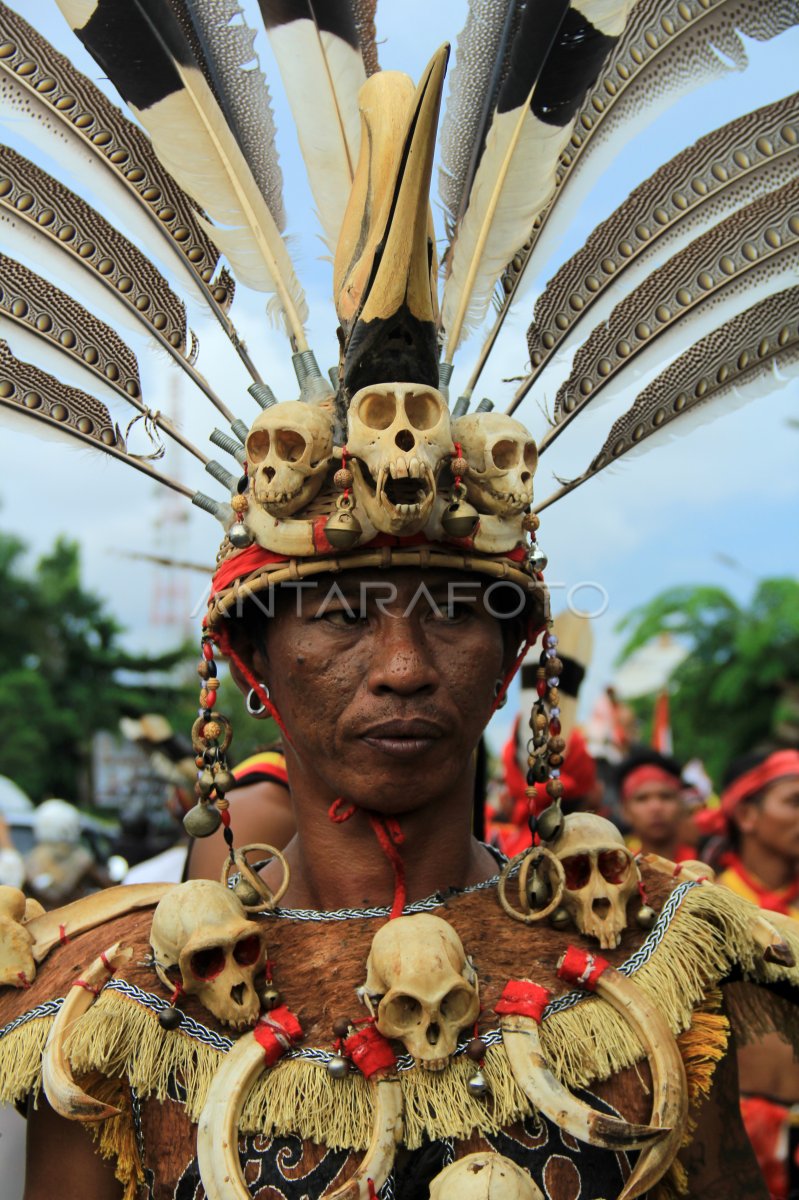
[[224, 627, 269, 700], [734, 800, 759, 837]]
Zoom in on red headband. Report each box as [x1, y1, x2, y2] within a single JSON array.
[[697, 749, 799, 837], [209, 534, 531, 601], [621, 764, 682, 802]]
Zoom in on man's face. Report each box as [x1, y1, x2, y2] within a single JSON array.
[[738, 776, 799, 862], [244, 569, 521, 813], [623, 783, 683, 845]]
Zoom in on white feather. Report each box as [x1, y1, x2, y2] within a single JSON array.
[[441, 107, 573, 360], [266, 20, 364, 254]]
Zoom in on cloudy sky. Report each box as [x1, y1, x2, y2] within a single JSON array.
[[1, 1, 797, 765]]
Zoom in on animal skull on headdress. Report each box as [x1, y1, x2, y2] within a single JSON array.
[[550, 814, 638, 950], [452, 413, 538, 516], [246, 400, 334, 518], [347, 383, 452, 535], [150, 880, 269, 1029], [362, 913, 480, 1071]]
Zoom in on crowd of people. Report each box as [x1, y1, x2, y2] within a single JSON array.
[[486, 705, 799, 1200]]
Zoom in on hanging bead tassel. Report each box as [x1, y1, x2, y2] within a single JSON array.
[[525, 628, 566, 844], [185, 636, 236, 853]]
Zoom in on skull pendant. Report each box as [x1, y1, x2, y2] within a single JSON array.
[[150, 880, 270, 1029], [452, 413, 537, 516], [550, 814, 638, 950], [245, 400, 334, 518], [362, 913, 480, 1071], [346, 383, 452, 535]]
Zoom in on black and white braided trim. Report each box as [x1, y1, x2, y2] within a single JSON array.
[[0, 881, 700, 1072], [0, 996, 63, 1040]]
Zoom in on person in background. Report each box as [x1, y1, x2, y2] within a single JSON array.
[[617, 748, 697, 863], [0, 815, 24, 890], [703, 749, 799, 918], [23, 799, 110, 907], [698, 748, 799, 1200]]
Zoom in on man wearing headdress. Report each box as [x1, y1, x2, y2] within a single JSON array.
[[0, 4, 798, 1199]]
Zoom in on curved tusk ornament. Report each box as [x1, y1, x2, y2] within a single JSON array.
[[558, 947, 688, 1200], [42, 940, 133, 1121], [326, 1023, 404, 1200], [326, 1071, 403, 1200], [30, 883, 174, 963], [198, 1006, 303, 1200], [497, 980, 668, 1150], [198, 1012, 402, 1200]]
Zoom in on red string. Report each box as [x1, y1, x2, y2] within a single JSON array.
[[637, 878, 649, 906], [168, 984, 183, 1006], [328, 797, 356, 823], [492, 633, 534, 714], [58, 924, 70, 946], [74, 979, 102, 997], [214, 632, 291, 742], [367, 1181, 378, 1199], [99, 951, 115, 976], [367, 814, 406, 920], [16, 972, 31, 990]]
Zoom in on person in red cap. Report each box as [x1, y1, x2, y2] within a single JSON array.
[[705, 749, 799, 919], [617, 748, 697, 864], [701, 749, 799, 1200]]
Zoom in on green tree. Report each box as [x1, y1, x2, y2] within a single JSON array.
[[616, 578, 799, 785], [0, 532, 189, 802]]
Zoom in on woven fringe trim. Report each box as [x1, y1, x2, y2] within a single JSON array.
[[0, 1015, 50, 1106], [81, 1076, 143, 1200], [654, 990, 730, 1200], [2, 883, 797, 1154]]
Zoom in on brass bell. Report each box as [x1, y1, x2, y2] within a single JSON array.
[[536, 796, 563, 844], [636, 904, 657, 930], [467, 1069, 488, 1097], [525, 863, 550, 910], [327, 1054, 350, 1079], [325, 499, 362, 549], [229, 520, 253, 549], [550, 906, 571, 931], [258, 983, 282, 1011], [441, 496, 479, 539], [183, 802, 221, 838], [234, 876, 263, 907], [214, 768, 236, 794], [197, 768, 216, 797]]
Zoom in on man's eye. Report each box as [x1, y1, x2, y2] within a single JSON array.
[[432, 602, 472, 623], [317, 609, 365, 627]]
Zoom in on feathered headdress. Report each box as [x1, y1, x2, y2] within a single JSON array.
[[0, 0, 795, 618]]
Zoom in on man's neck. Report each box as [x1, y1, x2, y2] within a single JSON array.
[[737, 841, 798, 893], [639, 833, 681, 861], [267, 763, 497, 912]]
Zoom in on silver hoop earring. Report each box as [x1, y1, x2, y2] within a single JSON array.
[[246, 682, 269, 716]]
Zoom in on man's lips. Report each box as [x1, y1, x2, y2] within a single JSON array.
[[359, 718, 445, 758]]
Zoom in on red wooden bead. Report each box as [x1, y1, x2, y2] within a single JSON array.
[[202, 642, 214, 661], [549, 717, 562, 736]]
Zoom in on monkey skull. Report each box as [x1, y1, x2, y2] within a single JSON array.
[[347, 383, 451, 535], [362, 913, 479, 1071], [246, 400, 334, 518], [550, 814, 638, 951], [150, 880, 269, 1029]]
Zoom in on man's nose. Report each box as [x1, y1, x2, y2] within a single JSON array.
[[366, 618, 439, 696]]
